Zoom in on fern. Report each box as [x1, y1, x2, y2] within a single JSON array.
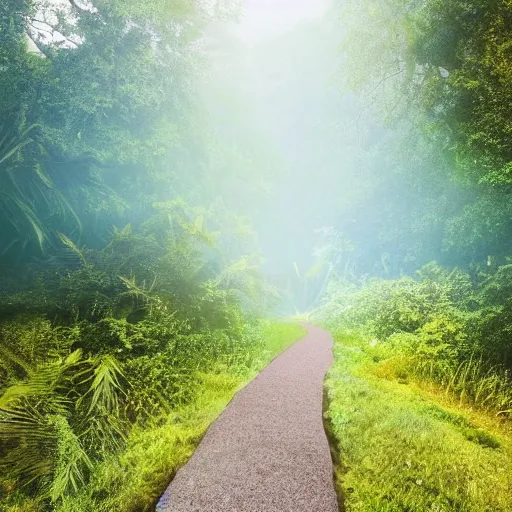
[[58, 233, 88, 267], [0, 347, 127, 500]]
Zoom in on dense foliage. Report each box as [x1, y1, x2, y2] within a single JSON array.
[[2, 0, 512, 510], [295, 0, 512, 277], [314, 0, 512, 402], [318, 262, 512, 414], [318, 3, 512, 508], [0, 1, 296, 510]]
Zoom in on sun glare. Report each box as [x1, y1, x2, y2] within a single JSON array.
[[237, 0, 331, 41]]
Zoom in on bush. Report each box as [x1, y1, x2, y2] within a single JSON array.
[[317, 261, 512, 414]]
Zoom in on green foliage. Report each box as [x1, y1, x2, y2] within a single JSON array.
[[0, 319, 303, 512], [317, 262, 512, 414], [0, 191, 296, 510], [0, 0, 245, 259], [0, 1, 298, 511], [325, 331, 512, 511], [0, 334, 126, 503], [343, 0, 512, 187], [328, 0, 512, 278]]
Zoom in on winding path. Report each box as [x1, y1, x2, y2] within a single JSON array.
[[156, 325, 338, 512]]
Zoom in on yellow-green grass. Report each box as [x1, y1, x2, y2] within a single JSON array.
[[325, 330, 512, 512], [256, 320, 307, 363], [3, 321, 305, 512]]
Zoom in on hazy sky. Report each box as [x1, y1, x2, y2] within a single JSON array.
[[236, 0, 331, 41]]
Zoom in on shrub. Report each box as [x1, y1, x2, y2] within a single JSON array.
[[318, 262, 512, 414]]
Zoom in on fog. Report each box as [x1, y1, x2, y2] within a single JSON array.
[[196, 0, 506, 312], [2, 0, 508, 315], [237, 0, 332, 41], [2, 3, 512, 508], [200, 0, 363, 310]]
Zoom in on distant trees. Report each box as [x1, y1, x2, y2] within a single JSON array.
[[317, 0, 512, 422], [0, 0, 240, 259], [324, 0, 512, 275]]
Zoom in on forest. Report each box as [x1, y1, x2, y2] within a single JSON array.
[[0, 0, 511, 511]]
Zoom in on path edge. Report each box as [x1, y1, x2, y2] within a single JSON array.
[[154, 323, 309, 511], [322, 329, 346, 512]]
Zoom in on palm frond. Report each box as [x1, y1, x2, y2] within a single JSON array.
[[86, 354, 125, 414], [0, 123, 39, 165]]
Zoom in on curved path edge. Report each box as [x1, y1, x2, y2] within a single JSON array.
[[156, 324, 339, 512]]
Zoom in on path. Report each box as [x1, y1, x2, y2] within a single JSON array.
[[156, 325, 339, 512]]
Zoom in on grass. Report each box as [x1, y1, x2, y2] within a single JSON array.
[[3, 321, 305, 512], [256, 320, 307, 365], [324, 329, 512, 512], [53, 372, 243, 512]]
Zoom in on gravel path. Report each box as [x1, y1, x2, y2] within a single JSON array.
[[156, 325, 339, 512]]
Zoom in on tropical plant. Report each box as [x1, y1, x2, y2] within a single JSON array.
[[0, 341, 125, 502]]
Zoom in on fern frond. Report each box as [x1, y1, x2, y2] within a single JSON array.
[[58, 233, 87, 266], [86, 354, 125, 414]]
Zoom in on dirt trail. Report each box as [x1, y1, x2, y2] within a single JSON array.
[[156, 325, 338, 512]]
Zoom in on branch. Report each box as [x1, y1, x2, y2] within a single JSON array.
[[367, 69, 405, 98], [25, 32, 49, 58], [27, 20, 79, 49], [28, 23, 54, 37], [68, 0, 87, 11]]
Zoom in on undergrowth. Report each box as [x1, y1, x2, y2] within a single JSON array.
[[1, 319, 304, 512], [317, 263, 512, 416], [324, 329, 512, 512], [0, 211, 305, 512]]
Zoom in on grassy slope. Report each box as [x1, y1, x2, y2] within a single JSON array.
[[325, 330, 512, 512], [48, 321, 306, 512]]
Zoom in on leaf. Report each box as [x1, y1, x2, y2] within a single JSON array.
[[86, 355, 125, 415], [58, 233, 87, 266], [33, 163, 53, 188]]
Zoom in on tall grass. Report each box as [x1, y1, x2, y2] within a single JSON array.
[[325, 330, 512, 512], [412, 355, 512, 415], [317, 266, 512, 419]]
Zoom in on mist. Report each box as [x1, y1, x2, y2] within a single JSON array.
[[198, 1, 353, 308], [1, 1, 512, 509], [196, 0, 512, 312]]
